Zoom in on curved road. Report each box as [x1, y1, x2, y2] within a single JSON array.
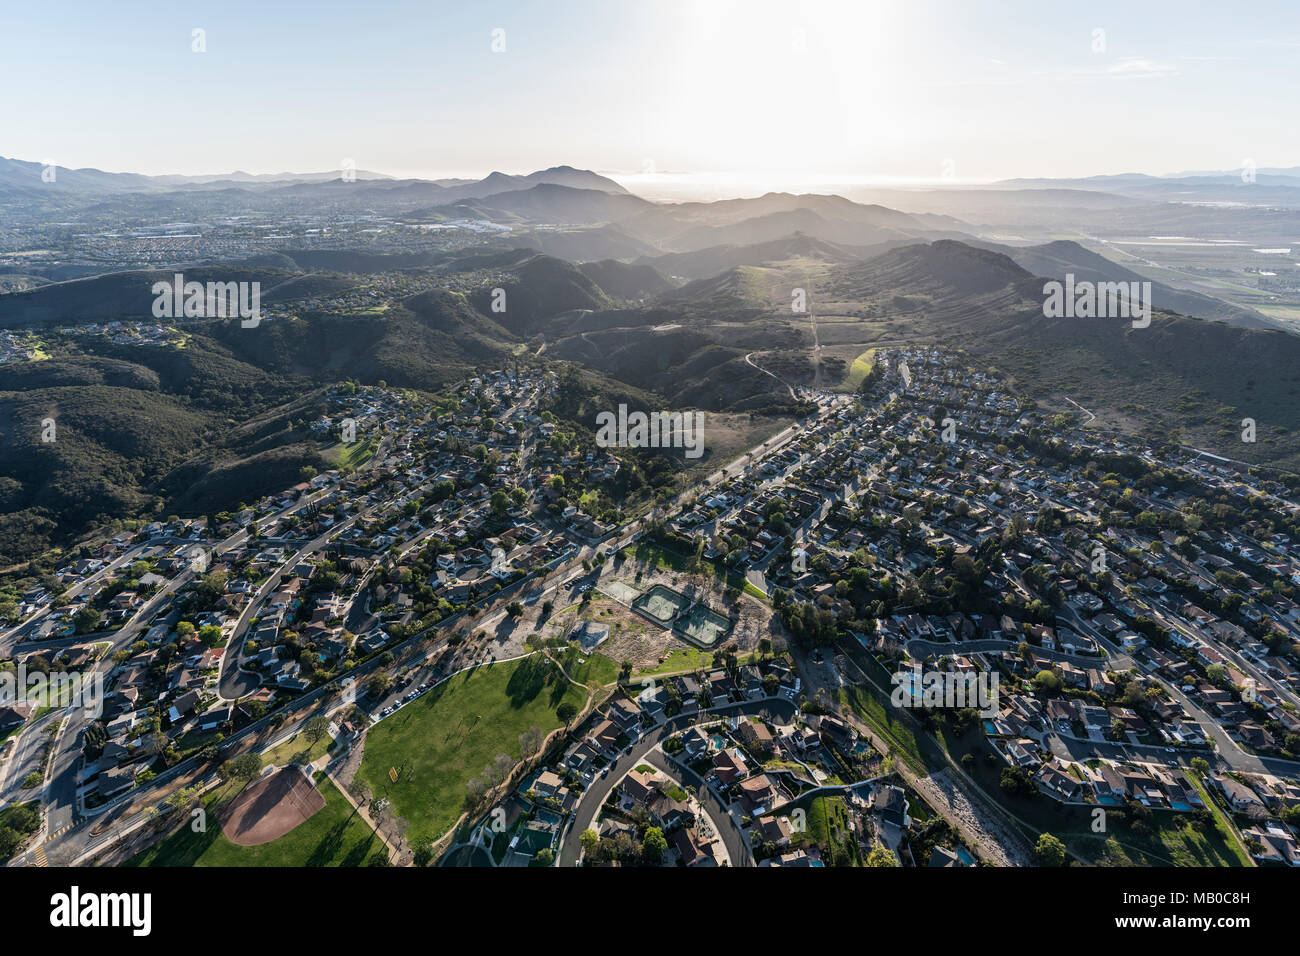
[[557, 697, 796, 867]]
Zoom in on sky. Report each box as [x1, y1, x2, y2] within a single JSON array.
[[3, 0, 1299, 189]]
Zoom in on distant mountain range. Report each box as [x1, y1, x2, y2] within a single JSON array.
[[994, 167, 1300, 205], [2, 155, 1291, 343], [0, 157, 628, 201]]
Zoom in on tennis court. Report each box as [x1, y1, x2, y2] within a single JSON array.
[[632, 584, 691, 625], [677, 603, 732, 647]]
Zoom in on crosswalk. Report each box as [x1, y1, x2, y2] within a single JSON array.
[[27, 823, 72, 866]]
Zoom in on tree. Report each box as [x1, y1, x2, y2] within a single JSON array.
[[865, 844, 899, 867], [642, 827, 667, 863], [518, 726, 545, 758], [612, 832, 640, 862], [73, 606, 102, 634], [367, 674, 393, 698], [166, 785, 202, 816], [556, 701, 578, 728], [219, 752, 262, 786], [303, 714, 330, 746], [1000, 766, 1036, 799], [1034, 832, 1067, 867], [579, 828, 599, 859], [506, 602, 524, 619], [534, 848, 554, 866], [1031, 669, 1063, 694], [0, 827, 23, 860]]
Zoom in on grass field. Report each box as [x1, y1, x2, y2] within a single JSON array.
[[635, 646, 768, 679], [260, 729, 335, 770], [1063, 813, 1249, 867], [559, 647, 619, 688], [126, 773, 384, 867], [841, 348, 877, 391], [838, 684, 933, 775], [355, 654, 592, 845], [635, 646, 717, 677], [325, 436, 378, 472]]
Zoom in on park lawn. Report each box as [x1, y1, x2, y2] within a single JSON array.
[[260, 729, 335, 770], [559, 649, 618, 689], [636, 646, 715, 677], [635, 645, 767, 679], [356, 653, 588, 845], [127, 774, 384, 867]]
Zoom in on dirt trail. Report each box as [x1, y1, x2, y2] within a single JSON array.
[[910, 768, 1036, 867]]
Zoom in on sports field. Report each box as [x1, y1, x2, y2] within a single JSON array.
[[355, 654, 591, 845], [600, 579, 642, 604], [632, 584, 691, 624], [126, 772, 384, 867], [677, 603, 732, 647]]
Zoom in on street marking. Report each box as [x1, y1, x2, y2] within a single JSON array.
[[33, 845, 48, 867], [45, 824, 72, 842]]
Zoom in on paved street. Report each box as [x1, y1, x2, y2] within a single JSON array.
[[557, 698, 796, 867]]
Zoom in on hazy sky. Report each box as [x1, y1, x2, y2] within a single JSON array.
[[3, 0, 1299, 187]]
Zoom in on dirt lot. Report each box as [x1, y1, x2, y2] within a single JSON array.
[[218, 766, 326, 846]]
